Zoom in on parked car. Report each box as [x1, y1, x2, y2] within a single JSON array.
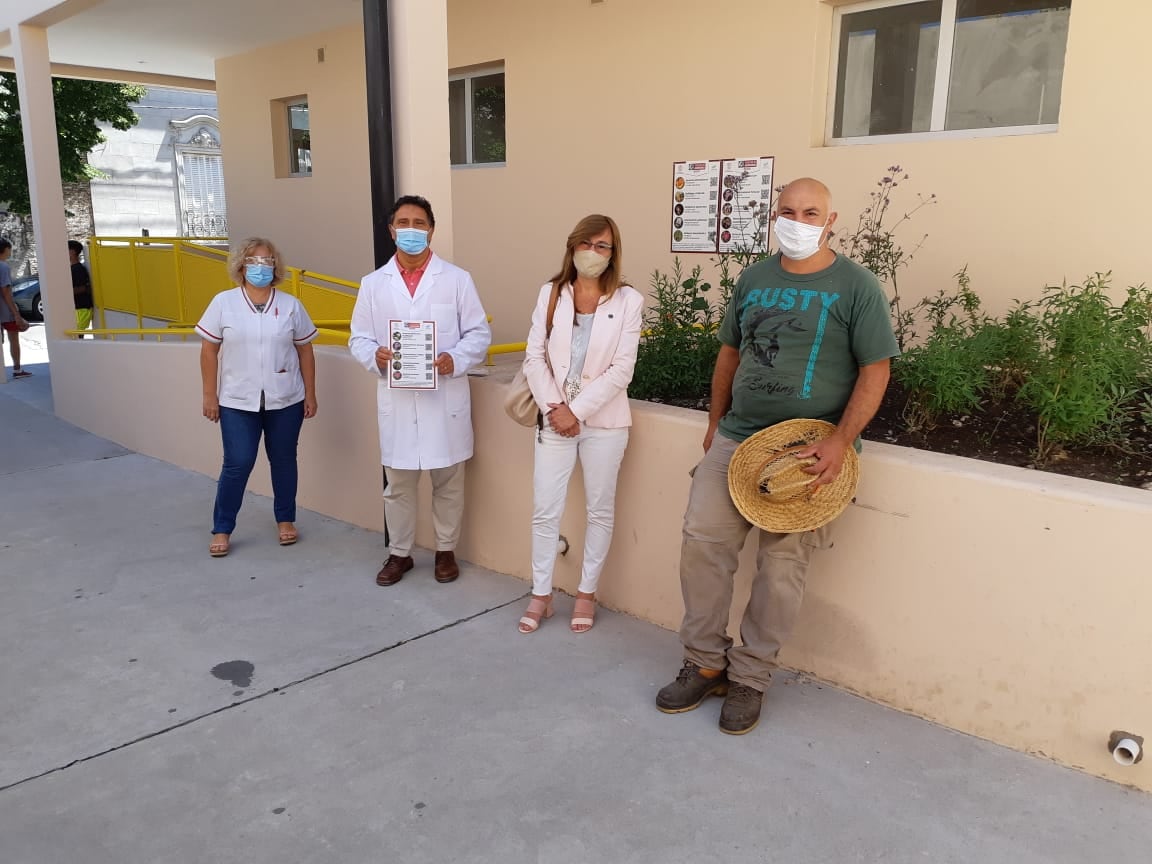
[[10, 276, 42, 321]]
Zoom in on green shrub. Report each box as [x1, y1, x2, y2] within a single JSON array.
[[1018, 274, 1152, 459], [630, 260, 725, 402]]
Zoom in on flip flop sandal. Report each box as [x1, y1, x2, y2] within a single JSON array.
[[278, 527, 298, 546], [209, 540, 230, 558], [12, 370, 32, 379]]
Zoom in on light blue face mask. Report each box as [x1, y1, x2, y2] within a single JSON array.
[[395, 228, 429, 256], [245, 264, 274, 287]]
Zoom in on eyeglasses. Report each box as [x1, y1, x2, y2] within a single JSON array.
[[577, 240, 613, 254], [244, 256, 276, 266]]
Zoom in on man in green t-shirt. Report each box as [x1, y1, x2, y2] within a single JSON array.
[[656, 178, 900, 735]]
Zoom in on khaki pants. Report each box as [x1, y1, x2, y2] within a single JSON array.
[[383, 462, 466, 557], [679, 434, 833, 692]]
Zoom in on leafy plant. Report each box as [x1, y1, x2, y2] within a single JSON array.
[[894, 268, 1000, 430], [1018, 274, 1152, 460], [630, 260, 724, 402]]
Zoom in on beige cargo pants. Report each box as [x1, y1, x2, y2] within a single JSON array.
[[679, 434, 834, 692]]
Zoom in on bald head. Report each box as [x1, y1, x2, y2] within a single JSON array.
[[777, 178, 833, 214]]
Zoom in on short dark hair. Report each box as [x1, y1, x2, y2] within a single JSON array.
[[68, 240, 84, 255], [0, 237, 11, 254], [388, 195, 435, 227]]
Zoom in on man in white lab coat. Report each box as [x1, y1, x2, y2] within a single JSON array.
[[350, 195, 492, 585]]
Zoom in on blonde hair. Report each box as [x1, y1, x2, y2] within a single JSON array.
[[549, 214, 625, 300], [228, 237, 287, 287]]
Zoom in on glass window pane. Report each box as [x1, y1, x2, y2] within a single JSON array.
[[834, 2, 942, 138], [470, 73, 506, 164], [288, 101, 311, 175], [946, 1, 1071, 130], [448, 79, 467, 165]]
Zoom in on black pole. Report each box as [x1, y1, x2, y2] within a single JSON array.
[[364, 0, 397, 269]]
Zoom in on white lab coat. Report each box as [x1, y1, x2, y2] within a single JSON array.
[[349, 253, 491, 469]]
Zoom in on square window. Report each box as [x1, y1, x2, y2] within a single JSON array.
[[448, 66, 506, 166], [830, 0, 1071, 141]]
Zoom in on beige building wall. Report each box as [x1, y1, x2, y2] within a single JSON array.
[[49, 342, 1152, 792], [215, 25, 375, 284], [447, 0, 1151, 344]]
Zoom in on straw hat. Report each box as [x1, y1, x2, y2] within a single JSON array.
[[727, 419, 859, 533]]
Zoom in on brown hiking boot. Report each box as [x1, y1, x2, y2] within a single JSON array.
[[376, 554, 413, 586], [434, 550, 460, 583], [656, 660, 729, 713], [719, 683, 764, 735]]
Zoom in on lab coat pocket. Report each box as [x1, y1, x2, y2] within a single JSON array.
[[431, 303, 458, 344]]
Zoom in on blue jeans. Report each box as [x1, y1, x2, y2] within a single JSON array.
[[213, 401, 305, 535]]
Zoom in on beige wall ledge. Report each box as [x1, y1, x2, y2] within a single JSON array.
[[49, 340, 1152, 792]]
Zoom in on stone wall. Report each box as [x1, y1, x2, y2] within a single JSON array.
[[0, 181, 95, 277]]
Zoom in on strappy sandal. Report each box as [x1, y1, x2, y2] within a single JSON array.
[[571, 595, 596, 634], [209, 534, 230, 558], [278, 523, 298, 546], [518, 595, 554, 634]]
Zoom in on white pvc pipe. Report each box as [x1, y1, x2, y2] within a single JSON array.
[[1112, 737, 1142, 767]]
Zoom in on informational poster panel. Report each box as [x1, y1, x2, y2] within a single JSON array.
[[670, 156, 774, 253], [718, 156, 774, 254], [387, 320, 438, 390], [670, 160, 722, 253]]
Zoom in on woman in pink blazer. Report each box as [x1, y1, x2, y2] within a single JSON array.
[[519, 214, 643, 634]]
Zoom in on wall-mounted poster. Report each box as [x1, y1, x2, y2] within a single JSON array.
[[670, 160, 722, 253], [717, 156, 774, 254]]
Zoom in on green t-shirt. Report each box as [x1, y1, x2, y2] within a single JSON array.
[[717, 253, 899, 443]]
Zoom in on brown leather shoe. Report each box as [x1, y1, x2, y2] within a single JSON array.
[[434, 550, 460, 583], [376, 554, 413, 586]]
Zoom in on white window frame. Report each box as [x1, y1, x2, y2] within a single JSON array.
[[449, 64, 506, 169], [170, 115, 227, 238], [826, 0, 1063, 146]]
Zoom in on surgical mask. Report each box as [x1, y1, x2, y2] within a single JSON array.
[[773, 217, 828, 260], [573, 249, 610, 279], [245, 264, 274, 287], [395, 228, 429, 256]]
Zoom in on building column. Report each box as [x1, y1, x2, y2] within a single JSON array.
[[11, 24, 71, 348], [388, 0, 454, 260]]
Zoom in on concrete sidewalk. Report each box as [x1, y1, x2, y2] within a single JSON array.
[[2, 369, 1150, 864]]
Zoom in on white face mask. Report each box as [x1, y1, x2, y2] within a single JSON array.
[[574, 249, 610, 279], [773, 216, 828, 260]]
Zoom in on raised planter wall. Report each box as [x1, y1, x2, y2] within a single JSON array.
[[50, 341, 1152, 791]]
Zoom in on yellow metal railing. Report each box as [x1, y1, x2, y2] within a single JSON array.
[[88, 236, 359, 333], [81, 236, 525, 363]]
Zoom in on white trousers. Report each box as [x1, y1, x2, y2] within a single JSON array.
[[383, 461, 466, 557], [531, 426, 629, 596]]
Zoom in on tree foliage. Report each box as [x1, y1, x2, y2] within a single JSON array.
[[0, 73, 145, 214]]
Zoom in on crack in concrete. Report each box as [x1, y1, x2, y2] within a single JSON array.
[[0, 591, 530, 795], [0, 451, 133, 478]]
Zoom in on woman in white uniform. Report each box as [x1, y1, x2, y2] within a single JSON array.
[[519, 215, 643, 633], [197, 237, 318, 557]]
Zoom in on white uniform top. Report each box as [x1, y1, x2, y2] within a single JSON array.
[[349, 253, 491, 470], [196, 286, 318, 412]]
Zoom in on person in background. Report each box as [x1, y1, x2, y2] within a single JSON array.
[[519, 214, 643, 634], [69, 240, 94, 337], [197, 237, 318, 558], [0, 237, 31, 378], [349, 195, 492, 587]]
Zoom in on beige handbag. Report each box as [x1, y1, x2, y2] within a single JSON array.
[[503, 283, 560, 426]]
